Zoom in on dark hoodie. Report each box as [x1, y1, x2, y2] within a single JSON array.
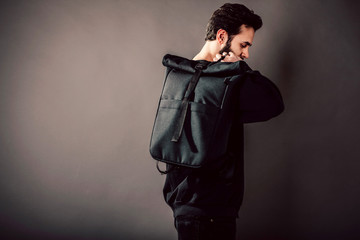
[[161, 55, 284, 218]]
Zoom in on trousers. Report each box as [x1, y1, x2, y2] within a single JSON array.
[[175, 215, 236, 240]]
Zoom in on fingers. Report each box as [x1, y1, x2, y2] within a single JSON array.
[[225, 52, 242, 62], [212, 52, 228, 62], [213, 52, 242, 62], [213, 53, 224, 62]]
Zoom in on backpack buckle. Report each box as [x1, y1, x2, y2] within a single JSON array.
[[195, 62, 207, 70]]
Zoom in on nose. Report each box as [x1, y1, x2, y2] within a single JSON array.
[[241, 48, 249, 59]]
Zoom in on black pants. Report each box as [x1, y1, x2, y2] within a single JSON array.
[[175, 215, 236, 240]]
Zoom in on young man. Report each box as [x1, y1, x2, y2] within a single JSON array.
[[162, 3, 284, 240]]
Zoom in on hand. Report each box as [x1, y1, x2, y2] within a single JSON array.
[[213, 52, 243, 62]]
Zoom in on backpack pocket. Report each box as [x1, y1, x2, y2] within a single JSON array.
[[150, 99, 220, 168]]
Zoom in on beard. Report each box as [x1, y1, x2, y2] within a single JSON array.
[[219, 38, 233, 55]]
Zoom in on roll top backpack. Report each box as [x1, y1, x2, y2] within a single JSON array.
[[149, 54, 250, 172]]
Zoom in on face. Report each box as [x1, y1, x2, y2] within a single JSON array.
[[219, 24, 255, 60]]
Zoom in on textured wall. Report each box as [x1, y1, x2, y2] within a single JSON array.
[[0, 0, 359, 239]]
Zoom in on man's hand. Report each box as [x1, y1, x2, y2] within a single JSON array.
[[213, 52, 243, 62]]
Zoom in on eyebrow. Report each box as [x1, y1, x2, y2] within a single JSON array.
[[242, 41, 252, 47]]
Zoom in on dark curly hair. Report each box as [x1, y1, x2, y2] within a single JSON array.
[[205, 3, 263, 41]]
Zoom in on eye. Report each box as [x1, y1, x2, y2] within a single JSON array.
[[240, 44, 247, 48]]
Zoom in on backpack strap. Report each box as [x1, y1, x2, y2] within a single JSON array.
[[157, 160, 183, 174], [171, 62, 207, 142]]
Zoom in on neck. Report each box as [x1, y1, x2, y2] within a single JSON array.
[[193, 41, 218, 62]]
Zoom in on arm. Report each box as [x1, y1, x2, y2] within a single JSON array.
[[214, 51, 285, 123], [237, 68, 284, 123]]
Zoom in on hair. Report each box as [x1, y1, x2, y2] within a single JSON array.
[[205, 3, 263, 41]]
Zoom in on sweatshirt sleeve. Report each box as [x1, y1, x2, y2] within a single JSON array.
[[237, 64, 285, 123]]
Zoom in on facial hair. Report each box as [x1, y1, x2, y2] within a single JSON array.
[[219, 38, 233, 55]]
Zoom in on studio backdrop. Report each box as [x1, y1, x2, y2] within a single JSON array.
[[0, 0, 359, 239]]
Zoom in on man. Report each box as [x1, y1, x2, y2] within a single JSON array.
[[162, 3, 284, 240]]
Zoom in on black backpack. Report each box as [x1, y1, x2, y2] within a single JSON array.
[[149, 54, 250, 172]]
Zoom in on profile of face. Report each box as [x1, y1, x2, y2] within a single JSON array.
[[219, 24, 255, 60]]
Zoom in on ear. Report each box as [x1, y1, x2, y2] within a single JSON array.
[[216, 29, 228, 46]]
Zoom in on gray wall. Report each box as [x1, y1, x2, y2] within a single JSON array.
[[0, 0, 359, 239]]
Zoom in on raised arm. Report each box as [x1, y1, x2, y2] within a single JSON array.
[[237, 67, 284, 123]]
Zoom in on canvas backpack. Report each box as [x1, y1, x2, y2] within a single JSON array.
[[149, 54, 250, 173]]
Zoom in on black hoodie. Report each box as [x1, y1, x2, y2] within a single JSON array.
[[161, 54, 284, 218]]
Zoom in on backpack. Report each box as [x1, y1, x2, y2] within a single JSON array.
[[149, 54, 249, 172]]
